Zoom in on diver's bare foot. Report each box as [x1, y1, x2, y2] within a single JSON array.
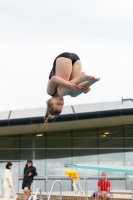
[[80, 72, 100, 83], [88, 78, 100, 87], [83, 74, 100, 82], [80, 71, 94, 80], [81, 74, 95, 82]]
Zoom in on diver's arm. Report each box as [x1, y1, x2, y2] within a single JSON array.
[[47, 76, 80, 96], [69, 81, 89, 97], [57, 75, 99, 97], [47, 76, 70, 96], [69, 78, 100, 97]]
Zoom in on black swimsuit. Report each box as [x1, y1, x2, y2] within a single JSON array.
[[49, 52, 80, 96], [49, 52, 80, 79]]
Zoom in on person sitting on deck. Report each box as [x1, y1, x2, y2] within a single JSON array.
[[96, 172, 111, 200]]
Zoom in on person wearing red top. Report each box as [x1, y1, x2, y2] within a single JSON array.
[[96, 172, 111, 200]]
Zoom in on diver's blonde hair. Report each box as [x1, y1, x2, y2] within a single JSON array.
[[44, 99, 61, 124]]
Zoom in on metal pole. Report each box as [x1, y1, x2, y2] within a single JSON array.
[[84, 177, 87, 200], [0, 177, 2, 197], [127, 176, 133, 200], [47, 180, 62, 200], [34, 188, 42, 200], [46, 176, 49, 198]]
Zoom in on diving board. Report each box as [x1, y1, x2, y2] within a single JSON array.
[[64, 164, 133, 174]]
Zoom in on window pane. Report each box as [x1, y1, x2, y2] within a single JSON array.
[[46, 149, 71, 175], [0, 136, 20, 148], [47, 132, 71, 149], [125, 139, 133, 148], [125, 151, 133, 163], [19, 150, 33, 160], [35, 138, 45, 148], [73, 128, 98, 161], [46, 149, 71, 159], [98, 126, 123, 137], [73, 128, 97, 137], [124, 125, 133, 164], [99, 138, 123, 148], [46, 131, 71, 174], [20, 134, 33, 148], [124, 125, 133, 137], [73, 138, 97, 148], [99, 149, 124, 161], [73, 149, 98, 161], [0, 150, 19, 160], [20, 150, 45, 160]]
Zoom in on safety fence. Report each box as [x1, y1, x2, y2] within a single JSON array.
[[0, 176, 133, 199], [0, 176, 46, 197], [46, 176, 133, 200]]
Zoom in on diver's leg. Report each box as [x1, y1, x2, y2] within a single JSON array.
[[69, 60, 95, 84], [55, 57, 72, 81], [70, 60, 82, 80]]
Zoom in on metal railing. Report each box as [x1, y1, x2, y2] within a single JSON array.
[[46, 175, 133, 200], [28, 188, 42, 200], [0, 176, 47, 197], [35, 188, 42, 200], [48, 180, 62, 200], [127, 175, 133, 200], [86, 176, 133, 200], [0, 175, 133, 199]]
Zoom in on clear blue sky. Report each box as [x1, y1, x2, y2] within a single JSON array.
[[0, 0, 133, 111]]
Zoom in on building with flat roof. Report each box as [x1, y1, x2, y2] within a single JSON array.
[[0, 99, 133, 177]]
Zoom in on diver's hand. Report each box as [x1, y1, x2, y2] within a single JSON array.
[[68, 83, 80, 92], [82, 86, 91, 94]]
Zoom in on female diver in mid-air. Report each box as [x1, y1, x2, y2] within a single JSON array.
[[44, 52, 100, 123]]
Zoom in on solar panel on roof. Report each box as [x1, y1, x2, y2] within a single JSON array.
[[0, 100, 133, 120], [0, 111, 10, 120]]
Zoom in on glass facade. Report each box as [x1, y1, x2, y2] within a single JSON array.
[[0, 125, 133, 177]]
